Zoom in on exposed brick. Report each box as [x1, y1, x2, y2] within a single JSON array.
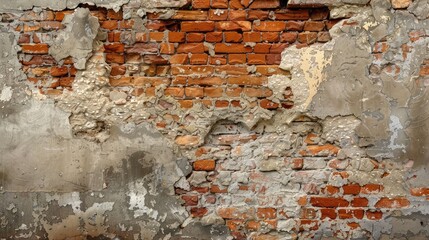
[[182, 195, 198, 206], [149, 32, 164, 42], [320, 208, 336, 220], [243, 32, 261, 42], [177, 43, 206, 53], [204, 87, 224, 97], [169, 32, 186, 42], [192, 0, 210, 8], [217, 207, 255, 219], [249, 0, 280, 9], [253, 22, 286, 32], [187, 33, 206, 42], [194, 159, 216, 171], [280, 32, 298, 43], [247, 10, 269, 20], [285, 21, 305, 31], [228, 76, 267, 85], [110, 65, 126, 76], [342, 184, 361, 195], [298, 32, 318, 44], [303, 21, 325, 31], [206, 32, 223, 42], [317, 32, 331, 42], [215, 100, 229, 107], [126, 43, 158, 54], [181, 21, 215, 32], [211, 0, 228, 8], [248, 54, 266, 65], [21, 44, 49, 54], [175, 135, 200, 146], [374, 197, 410, 208], [106, 53, 125, 64], [101, 20, 118, 30], [172, 10, 208, 20], [109, 76, 132, 86], [170, 54, 189, 64], [310, 197, 349, 208], [257, 208, 276, 219], [191, 207, 208, 217], [185, 87, 204, 98], [229, 10, 247, 20], [410, 187, 429, 196], [260, 99, 279, 109], [104, 43, 125, 53], [216, 21, 252, 31], [165, 87, 185, 97], [160, 43, 175, 54], [190, 53, 208, 65], [209, 9, 228, 21], [299, 144, 340, 157], [50, 66, 68, 77], [230, 0, 244, 8], [366, 210, 382, 220], [178, 100, 193, 108], [215, 43, 252, 53], [275, 9, 310, 20], [229, 54, 247, 64], [243, 88, 272, 97], [225, 32, 243, 42], [351, 197, 369, 207]]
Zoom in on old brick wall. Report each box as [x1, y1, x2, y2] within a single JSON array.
[[1, 0, 429, 239]]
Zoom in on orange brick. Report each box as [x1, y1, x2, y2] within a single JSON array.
[[190, 53, 208, 65], [204, 87, 223, 97], [299, 144, 339, 157], [160, 43, 175, 54], [243, 87, 272, 97], [104, 43, 125, 53], [255, 65, 289, 76], [298, 32, 318, 44], [165, 87, 185, 97], [261, 32, 279, 42], [21, 44, 49, 54], [170, 54, 189, 64], [208, 9, 228, 21], [249, 0, 280, 8], [320, 208, 336, 220], [248, 10, 269, 20], [410, 187, 429, 196], [310, 197, 349, 208], [366, 210, 382, 220], [206, 32, 223, 42], [107, 9, 123, 20], [192, 0, 210, 8], [178, 100, 193, 108], [209, 55, 227, 65], [176, 135, 199, 146], [218, 207, 255, 219], [303, 21, 325, 31], [351, 197, 369, 207], [50, 66, 68, 77], [254, 43, 272, 53], [106, 53, 125, 64], [226, 88, 242, 97], [253, 21, 286, 31], [285, 21, 304, 31], [119, 20, 134, 29], [215, 65, 249, 75], [374, 198, 410, 208], [215, 43, 252, 53], [169, 32, 185, 42], [248, 54, 266, 65], [187, 33, 205, 42], [101, 20, 118, 30], [211, 0, 228, 8], [185, 87, 204, 98], [135, 32, 148, 42], [149, 32, 164, 42], [110, 65, 126, 76], [40, 21, 63, 30], [229, 10, 246, 20], [188, 77, 225, 85], [194, 159, 216, 171], [230, 0, 244, 8], [172, 10, 208, 20], [274, 9, 310, 20], [343, 184, 361, 195], [260, 99, 279, 109], [109, 76, 132, 86], [243, 32, 261, 42], [228, 76, 267, 85], [229, 54, 247, 64], [215, 100, 229, 107], [257, 208, 276, 219], [280, 32, 298, 43], [177, 43, 206, 53], [216, 21, 251, 31], [181, 21, 215, 32], [224, 32, 242, 42]]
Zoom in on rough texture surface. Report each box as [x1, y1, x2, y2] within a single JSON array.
[[1, 0, 429, 239]]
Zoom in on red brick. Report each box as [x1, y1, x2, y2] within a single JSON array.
[[211, 185, 228, 193], [204, 87, 224, 97], [303, 21, 325, 31], [280, 32, 298, 43], [253, 21, 286, 32], [299, 144, 339, 157], [216, 21, 251, 31], [182, 195, 198, 206], [374, 197, 410, 208], [187, 33, 205, 42], [270, 43, 288, 53], [249, 0, 280, 8], [109, 76, 132, 86], [160, 43, 175, 54], [257, 208, 276, 219], [266, 54, 281, 64], [215, 100, 229, 107], [40, 21, 63, 30], [320, 208, 336, 220], [59, 77, 74, 87], [243, 88, 272, 97], [224, 32, 243, 42], [248, 54, 266, 65], [191, 207, 208, 217], [22, 55, 56, 66], [149, 32, 164, 42], [50, 66, 68, 77], [317, 32, 331, 42], [243, 32, 261, 42], [21, 44, 49, 54], [171, 65, 214, 75], [172, 10, 208, 20], [229, 54, 247, 64], [351, 197, 369, 207], [178, 100, 194, 108], [135, 32, 148, 42], [261, 32, 279, 42], [215, 43, 252, 53], [247, 10, 269, 20], [285, 21, 304, 31], [177, 43, 205, 53], [254, 43, 272, 53], [275, 9, 310, 20], [110, 65, 126, 76], [310, 197, 349, 208], [338, 209, 364, 219], [190, 53, 208, 65], [343, 184, 361, 195], [175, 135, 199, 146], [185, 87, 204, 98], [211, 0, 228, 8], [101, 20, 118, 30], [106, 53, 125, 64], [366, 210, 382, 220], [209, 55, 227, 65], [228, 76, 267, 85], [170, 54, 189, 64], [260, 99, 279, 109], [206, 32, 223, 42], [119, 20, 134, 29], [255, 65, 289, 76], [215, 65, 249, 75], [311, 8, 329, 20], [361, 184, 383, 194], [194, 159, 216, 171], [217, 207, 255, 219], [133, 77, 170, 86], [188, 77, 225, 86], [107, 9, 123, 20], [192, 0, 210, 8], [126, 43, 158, 54], [169, 32, 185, 42], [165, 87, 185, 97], [181, 21, 215, 32], [230, 0, 244, 8], [104, 43, 125, 53], [229, 10, 246, 20], [208, 9, 228, 21], [410, 187, 429, 196]]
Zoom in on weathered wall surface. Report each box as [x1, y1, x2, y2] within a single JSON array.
[[1, 0, 429, 239]]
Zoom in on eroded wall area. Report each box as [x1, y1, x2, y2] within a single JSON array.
[[1, 0, 429, 239]]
